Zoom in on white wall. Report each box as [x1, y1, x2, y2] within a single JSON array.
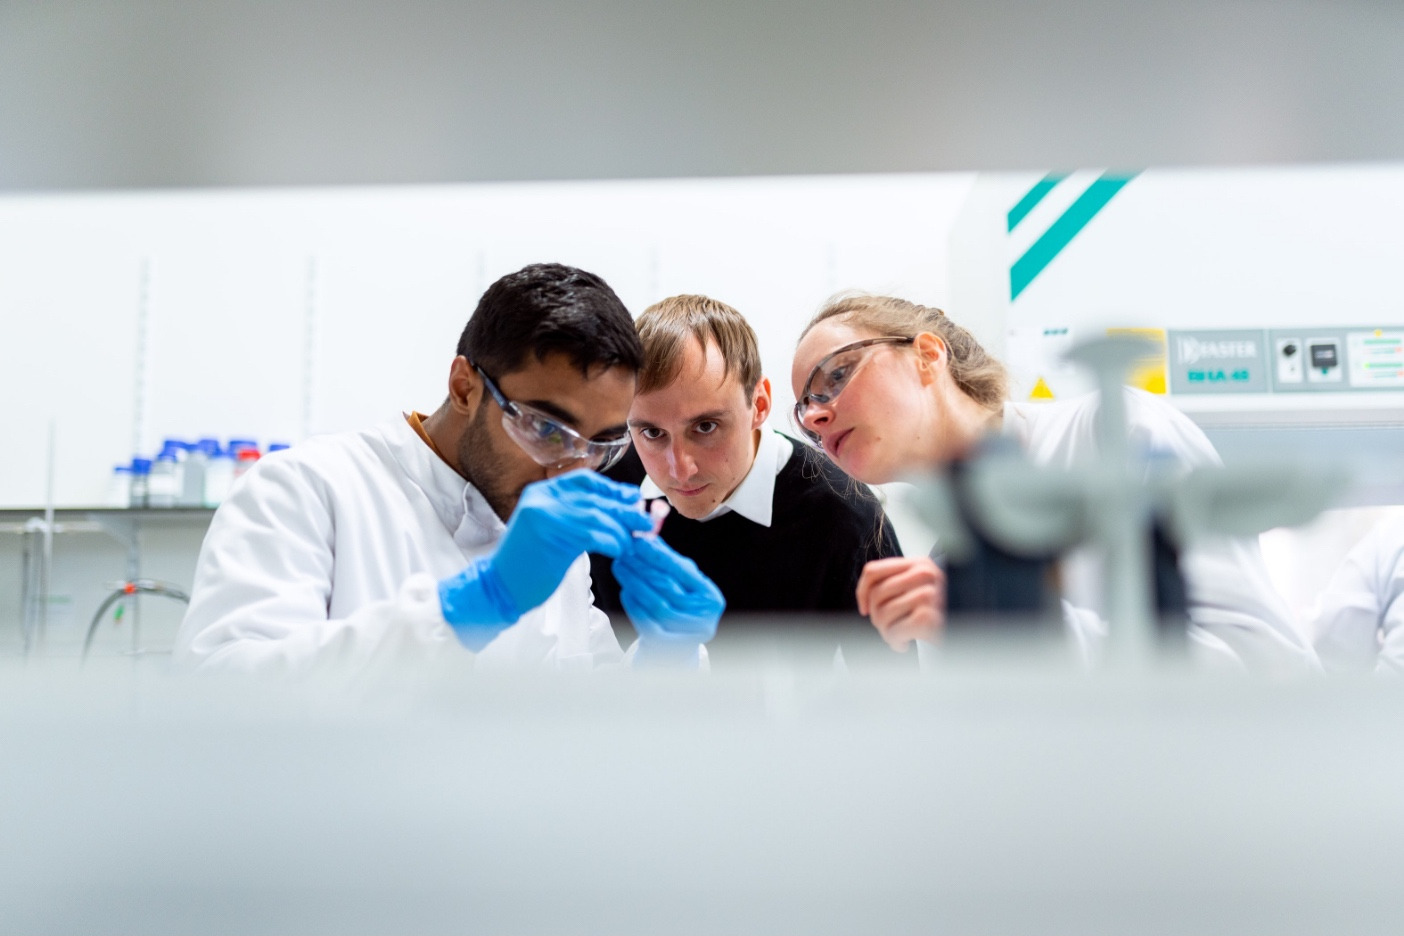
[[0, 174, 976, 508]]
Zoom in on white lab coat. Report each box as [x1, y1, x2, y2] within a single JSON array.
[[173, 417, 623, 675], [1003, 388, 1318, 674], [1309, 514, 1404, 674]]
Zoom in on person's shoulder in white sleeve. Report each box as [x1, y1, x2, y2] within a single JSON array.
[[1310, 512, 1404, 675], [173, 423, 464, 675]]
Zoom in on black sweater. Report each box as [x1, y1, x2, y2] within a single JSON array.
[[590, 433, 903, 660]]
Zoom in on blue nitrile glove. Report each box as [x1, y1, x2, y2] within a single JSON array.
[[612, 535, 724, 667], [439, 471, 652, 650]]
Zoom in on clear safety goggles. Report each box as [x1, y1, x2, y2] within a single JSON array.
[[792, 336, 915, 445], [475, 364, 631, 471]]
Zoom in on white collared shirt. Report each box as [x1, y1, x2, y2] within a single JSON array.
[[640, 427, 795, 527]]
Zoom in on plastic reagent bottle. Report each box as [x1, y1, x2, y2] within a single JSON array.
[[148, 451, 181, 507], [128, 458, 152, 509], [148, 440, 187, 507], [107, 465, 133, 508], [232, 447, 261, 483], [203, 448, 236, 507], [181, 438, 219, 507]]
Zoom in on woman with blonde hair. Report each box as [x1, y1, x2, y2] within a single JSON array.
[[790, 295, 1316, 673]]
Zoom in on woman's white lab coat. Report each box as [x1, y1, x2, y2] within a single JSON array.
[[1309, 514, 1404, 674], [1003, 388, 1318, 674], [173, 417, 623, 675]]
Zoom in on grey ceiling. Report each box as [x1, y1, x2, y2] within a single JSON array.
[[2, 0, 1401, 191]]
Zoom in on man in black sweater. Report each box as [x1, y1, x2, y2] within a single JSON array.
[[589, 294, 903, 666]]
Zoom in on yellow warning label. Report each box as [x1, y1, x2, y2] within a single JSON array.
[[1030, 376, 1055, 400], [1106, 327, 1168, 394]]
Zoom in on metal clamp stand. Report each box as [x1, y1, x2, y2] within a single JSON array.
[[907, 334, 1345, 668], [83, 577, 190, 660], [88, 512, 145, 656], [8, 509, 212, 659]]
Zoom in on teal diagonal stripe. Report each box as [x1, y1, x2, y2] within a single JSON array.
[[1010, 171, 1139, 301], [1007, 172, 1068, 232]]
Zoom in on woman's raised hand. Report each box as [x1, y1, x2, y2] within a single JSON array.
[[855, 556, 946, 652]]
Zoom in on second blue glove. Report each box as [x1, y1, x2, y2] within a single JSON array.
[[612, 535, 724, 666], [440, 471, 653, 648]]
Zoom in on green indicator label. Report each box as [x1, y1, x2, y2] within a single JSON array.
[[1188, 369, 1248, 382]]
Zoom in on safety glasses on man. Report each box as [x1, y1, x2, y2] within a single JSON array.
[[792, 337, 915, 446], [474, 363, 631, 471]]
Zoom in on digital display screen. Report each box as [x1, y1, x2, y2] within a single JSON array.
[[1310, 343, 1339, 368]]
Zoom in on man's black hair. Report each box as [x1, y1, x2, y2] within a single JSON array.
[[457, 263, 643, 378]]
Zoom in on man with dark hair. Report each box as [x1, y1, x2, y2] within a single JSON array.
[[176, 264, 722, 673], [589, 294, 901, 664]]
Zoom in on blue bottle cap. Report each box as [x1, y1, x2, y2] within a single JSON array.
[[130, 458, 153, 474], [268, 443, 291, 452], [228, 438, 258, 453]]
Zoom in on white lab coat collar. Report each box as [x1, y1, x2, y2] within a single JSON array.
[[390, 414, 505, 553], [640, 427, 794, 527]]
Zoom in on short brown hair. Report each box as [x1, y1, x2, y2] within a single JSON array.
[[635, 294, 762, 395], [802, 294, 1008, 409]]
